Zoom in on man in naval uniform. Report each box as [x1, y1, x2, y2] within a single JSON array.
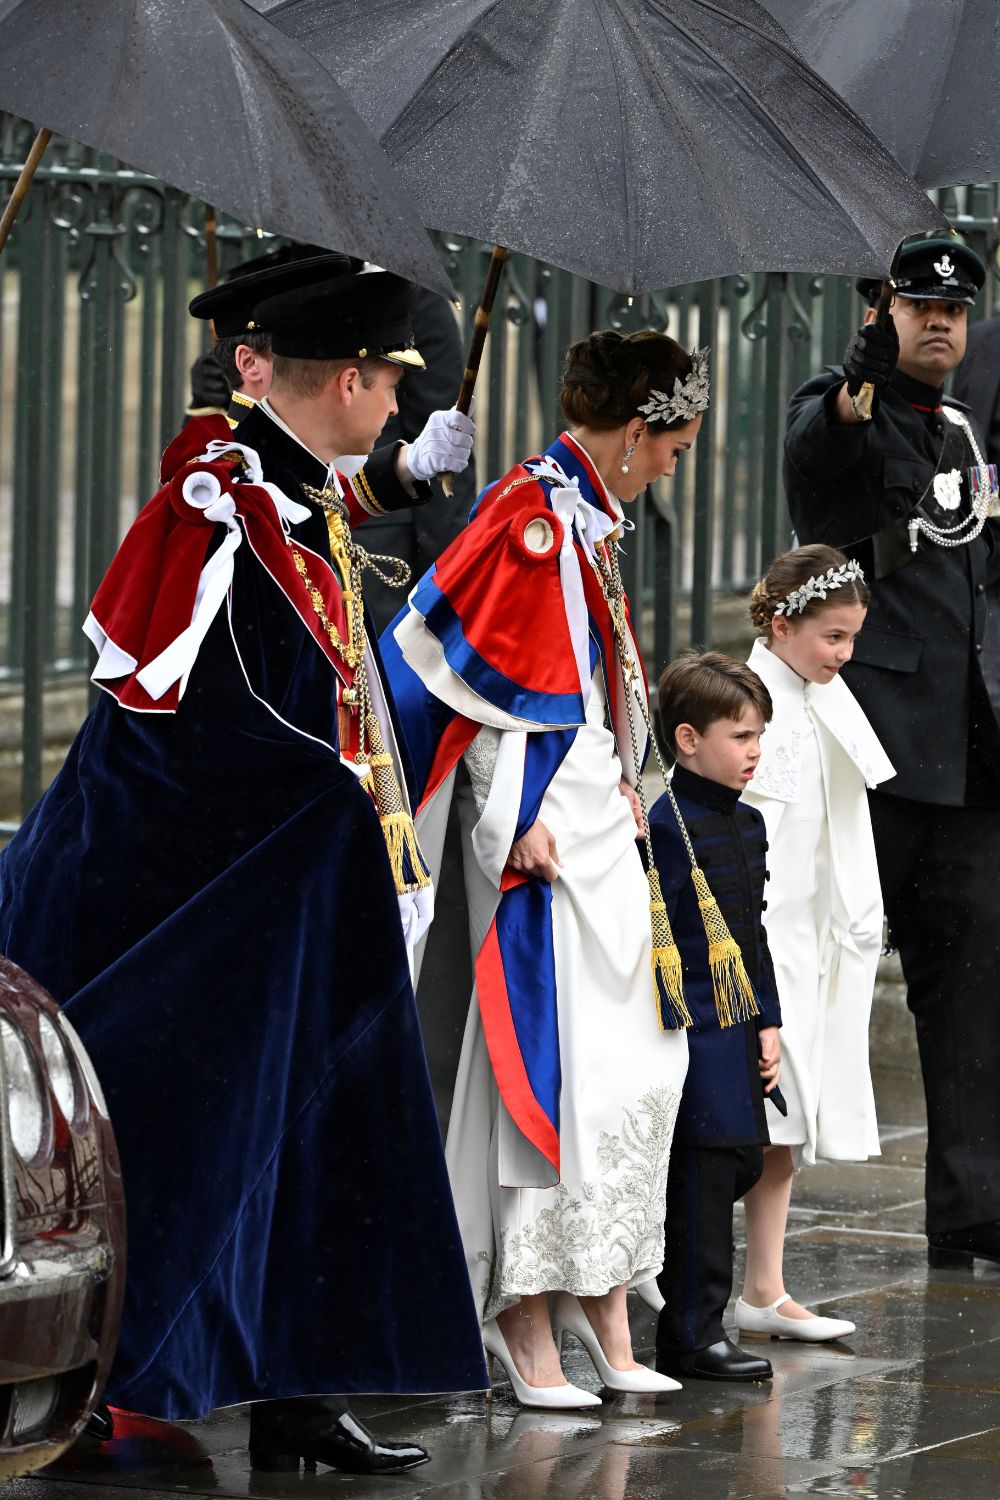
[[784, 232, 1000, 1269], [188, 247, 475, 521]]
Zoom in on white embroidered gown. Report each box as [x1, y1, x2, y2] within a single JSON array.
[[446, 671, 688, 1323]]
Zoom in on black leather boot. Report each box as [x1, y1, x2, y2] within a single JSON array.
[[248, 1398, 429, 1474], [656, 1337, 772, 1382]]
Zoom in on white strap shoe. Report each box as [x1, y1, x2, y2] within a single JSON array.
[[553, 1293, 681, 1393], [735, 1294, 856, 1343], [483, 1320, 602, 1409]]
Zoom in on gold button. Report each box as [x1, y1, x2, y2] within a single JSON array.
[[246, 320, 256, 329], [358, 347, 367, 357]]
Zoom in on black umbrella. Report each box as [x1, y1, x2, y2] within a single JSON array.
[[760, 0, 1000, 189], [0, 0, 451, 296], [264, 0, 943, 294]]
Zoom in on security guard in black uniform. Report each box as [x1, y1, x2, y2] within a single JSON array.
[[784, 232, 1000, 1268]]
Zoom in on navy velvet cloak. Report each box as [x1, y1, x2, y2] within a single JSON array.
[[0, 437, 487, 1420]]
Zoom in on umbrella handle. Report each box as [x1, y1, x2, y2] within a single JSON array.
[[854, 248, 901, 422], [441, 244, 508, 498], [0, 127, 52, 255]]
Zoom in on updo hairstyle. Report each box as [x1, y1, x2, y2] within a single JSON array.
[[749, 544, 870, 632], [560, 330, 698, 432]]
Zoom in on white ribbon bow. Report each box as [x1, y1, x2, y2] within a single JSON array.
[[138, 446, 310, 700], [526, 457, 619, 707]]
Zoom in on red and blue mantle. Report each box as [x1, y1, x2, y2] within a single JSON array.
[[381, 433, 647, 1176]]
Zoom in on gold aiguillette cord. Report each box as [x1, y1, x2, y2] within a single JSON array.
[[594, 541, 758, 1031], [293, 484, 431, 895]]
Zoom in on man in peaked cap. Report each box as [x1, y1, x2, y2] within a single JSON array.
[[0, 263, 488, 1461], [188, 246, 474, 510], [784, 230, 1000, 1273]]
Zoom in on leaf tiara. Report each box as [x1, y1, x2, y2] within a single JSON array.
[[637, 347, 711, 424], [773, 559, 866, 617]]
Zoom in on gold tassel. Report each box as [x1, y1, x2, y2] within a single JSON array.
[[647, 866, 691, 1031], [690, 866, 760, 1028], [362, 711, 431, 894], [380, 810, 432, 894]]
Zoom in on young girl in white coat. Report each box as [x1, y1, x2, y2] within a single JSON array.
[[735, 544, 895, 1342]]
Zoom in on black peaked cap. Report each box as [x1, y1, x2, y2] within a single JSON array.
[[189, 247, 362, 337], [253, 270, 424, 368], [857, 234, 986, 307]]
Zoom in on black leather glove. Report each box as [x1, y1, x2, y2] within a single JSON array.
[[843, 317, 899, 398], [186, 349, 230, 414]]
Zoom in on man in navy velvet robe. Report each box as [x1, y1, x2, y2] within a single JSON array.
[[0, 264, 486, 1475]]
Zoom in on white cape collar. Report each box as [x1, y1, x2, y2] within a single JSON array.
[[748, 637, 895, 801]]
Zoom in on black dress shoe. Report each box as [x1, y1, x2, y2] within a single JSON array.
[[83, 1403, 115, 1441], [655, 1338, 773, 1382], [928, 1221, 1000, 1269], [248, 1397, 429, 1474]]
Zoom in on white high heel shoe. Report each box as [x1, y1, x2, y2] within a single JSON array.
[[735, 1294, 856, 1343], [482, 1320, 602, 1409], [552, 1293, 681, 1393], [632, 1279, 665, 1313]]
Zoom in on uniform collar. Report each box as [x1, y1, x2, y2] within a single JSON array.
[[226, 389, 256, 430], [671, 762, 742, 813], [235, 402, 331, 496], [255, 398, 341, 493], [890, 368, 946, 413]]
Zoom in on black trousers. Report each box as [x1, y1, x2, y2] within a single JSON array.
[[655, 1143, 763, 1355], [869, 791, 1000, 1234]]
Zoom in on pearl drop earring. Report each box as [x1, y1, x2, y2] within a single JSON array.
[[621, 444, 635, 474]]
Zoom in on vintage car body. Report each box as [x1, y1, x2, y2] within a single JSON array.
[[0, 957, 125, 1478]]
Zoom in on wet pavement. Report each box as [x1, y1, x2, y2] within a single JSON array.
[[13, 1068, 1000, 1500]]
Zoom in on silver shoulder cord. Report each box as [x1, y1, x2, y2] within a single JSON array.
[[907, 410, 994, 553]]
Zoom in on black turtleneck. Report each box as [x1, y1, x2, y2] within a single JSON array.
[[670, 763, 742, 815]]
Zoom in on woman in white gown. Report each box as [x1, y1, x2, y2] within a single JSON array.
[[735, 544, 894, 1342], [385, 332, 704, 1406]]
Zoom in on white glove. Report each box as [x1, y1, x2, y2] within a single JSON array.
[[406, 406, 476, 482]]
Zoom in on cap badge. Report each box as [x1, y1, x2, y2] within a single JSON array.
[[934, 253, 955, 278]]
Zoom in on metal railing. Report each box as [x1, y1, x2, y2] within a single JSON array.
[[1, 110, 998, 817]]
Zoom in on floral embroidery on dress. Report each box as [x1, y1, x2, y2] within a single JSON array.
[[478, 1085, 681, 1319], [464, 726, 502, 814], [748, 729, 801, 801]]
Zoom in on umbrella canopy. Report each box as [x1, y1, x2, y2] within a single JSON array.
[[0, 0, 451, 296], [760, 0, 1000, 190], [262, 0, 944, 294]]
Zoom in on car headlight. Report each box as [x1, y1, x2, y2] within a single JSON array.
[[53, 1012, 108, 1120], [38, 1012, 83, 1127], [0, 1018, 46, 1162]]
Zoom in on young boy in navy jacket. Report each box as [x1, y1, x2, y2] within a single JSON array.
[[649, 651, 783, 1383]]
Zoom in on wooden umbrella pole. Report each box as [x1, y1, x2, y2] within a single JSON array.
[[0, 128, 52, 255], [854, 242, 902, 421], [441, 243, 508, 497], [205, 203, 219, 291]]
